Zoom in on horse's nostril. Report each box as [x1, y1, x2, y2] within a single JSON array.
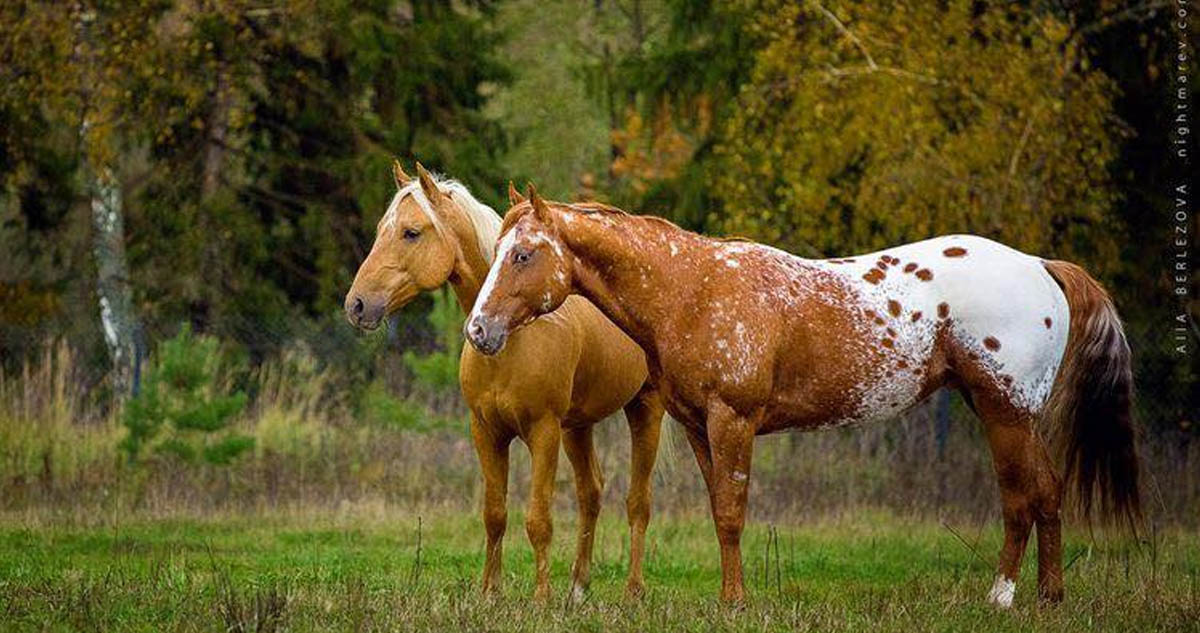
[[353, 297, 364, 316], [469, 322, 484, 339]]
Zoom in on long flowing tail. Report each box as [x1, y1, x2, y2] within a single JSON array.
[[1042, 260, 1142, 527]]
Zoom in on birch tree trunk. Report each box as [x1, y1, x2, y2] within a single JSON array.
[[89, 166, 142, 399], [74, 5, 143, 400]]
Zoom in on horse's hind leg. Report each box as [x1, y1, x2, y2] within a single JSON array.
[[982, 418, 1034, 608], [1032, 440, 1064, 604], [470, 414, 513, 596], [973, 393, 1063, 608], [562, 425, 604, 603], [622, 387, 664, 598], [524, 416, 562, 602]]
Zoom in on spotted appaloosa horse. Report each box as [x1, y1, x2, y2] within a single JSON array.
[[465, 188, 1141, 606], [345, 164, 664, 601]]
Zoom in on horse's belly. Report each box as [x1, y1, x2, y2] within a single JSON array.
[[764, 328, 941, 433]]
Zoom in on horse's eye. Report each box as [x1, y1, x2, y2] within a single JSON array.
[[513, 251, 531, 264], [402, 228, 420, 241]]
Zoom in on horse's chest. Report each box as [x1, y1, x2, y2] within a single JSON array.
[[460, 343, 575, 426]]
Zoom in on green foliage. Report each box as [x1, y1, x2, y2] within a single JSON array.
[[485, 0, 614, 198], [359, 380, 439, 433], [359, 378, 465, 435], [712, 0, 1121, 268], [401, 287, 463, 394], [592, 0, 756, 228], [0, 0, 1192, 433], [120, 325, 251, 466], [0, 0, 511, 364]]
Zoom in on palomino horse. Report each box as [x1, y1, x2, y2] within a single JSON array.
[[345, 164, 664, 600], [465, 188, 1141, 606]]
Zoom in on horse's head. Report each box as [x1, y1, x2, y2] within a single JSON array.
[[465, 186, 572, 355], [345, 161, 459, 330]]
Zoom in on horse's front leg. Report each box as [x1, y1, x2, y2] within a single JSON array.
[[470, 414, 513, 596], [622, 387, 664, 598], [704, 401, 756, 604], [524, 416, 562, 602], [562, 425, 603, 603]]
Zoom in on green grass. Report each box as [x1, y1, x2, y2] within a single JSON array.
[[0, 509, 1196, 632]]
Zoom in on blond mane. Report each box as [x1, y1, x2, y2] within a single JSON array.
[[383, 174, 503, 264]]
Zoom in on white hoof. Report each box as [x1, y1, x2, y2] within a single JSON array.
[[569, 582, 587, 604], [986, 575, 1016, 609]]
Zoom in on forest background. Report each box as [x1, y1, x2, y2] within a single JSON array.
[[0, 0, 1196, 524]]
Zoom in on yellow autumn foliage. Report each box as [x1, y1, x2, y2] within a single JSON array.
[[711, 0, 1121, 270]]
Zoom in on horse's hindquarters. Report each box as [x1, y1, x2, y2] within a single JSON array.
[[754, 235, 1071, 430], [933, 248, 1069, 414]]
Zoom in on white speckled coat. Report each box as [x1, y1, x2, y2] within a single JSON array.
[[469, 197, 1138, 606]]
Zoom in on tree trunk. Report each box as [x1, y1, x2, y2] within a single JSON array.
[[90, 166, 142, 399], [202, 66, 230, 199], [75, 5, 143, 401]]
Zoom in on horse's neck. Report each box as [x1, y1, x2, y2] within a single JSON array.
[[565, 216, 679, 352], [444, 204, 494, 313]]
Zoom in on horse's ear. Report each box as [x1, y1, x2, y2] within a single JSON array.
[[527, 184, 552, 224], [392, 159, 410, 188], [507, 181, 525, 206], [415, 162, 443, 202]]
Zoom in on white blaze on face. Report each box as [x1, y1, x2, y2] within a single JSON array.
[[986, 575, 1016, 608], [470, 229, 518, 324], [524, 229, 562, 257]]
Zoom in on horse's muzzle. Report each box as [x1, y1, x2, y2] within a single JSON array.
[[465, 314, 508, 356], [345, 292, 386, 330]]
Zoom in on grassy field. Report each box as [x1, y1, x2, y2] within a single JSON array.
[[1, 507, 1196, 632]]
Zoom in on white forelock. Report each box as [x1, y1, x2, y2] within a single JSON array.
[[382, 174, 503, 265]]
